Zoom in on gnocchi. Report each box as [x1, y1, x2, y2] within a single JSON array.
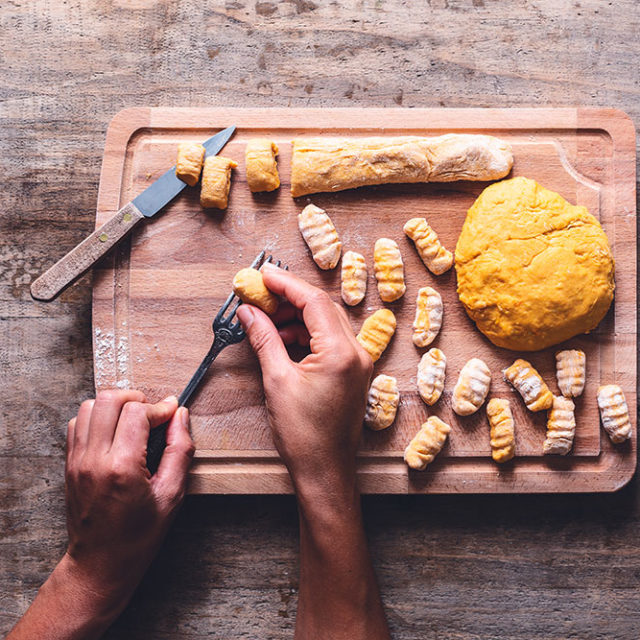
[[245, 138, 280, 192], [412, 286, 443, 347], [503, 359, 553, 412], [555, 349, 586, 398], [404, 416, 451, 471], [417, 348, 446, 406], [364, 374, 400, 431], [486, 398, 515, 463], [298, 204, 342, 270], [542, 395, 576, 455], [356, 309, 396, 362], [176, 142, 205, 186], [232, 268, 278, 315], [403, 217, 453, 275], [374, 238, 406, 302], [452, 358, 491, 416], [200, 156, 237, 209], [341, 251, 367, 306], [597, 384, 632, 444]]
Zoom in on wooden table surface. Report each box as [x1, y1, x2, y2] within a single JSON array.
[[1, 1, 638, 638]]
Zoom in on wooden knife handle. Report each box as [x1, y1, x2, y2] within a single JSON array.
[[30, 202, 145, 301]]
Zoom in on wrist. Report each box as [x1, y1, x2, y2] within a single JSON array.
[[293, 468, 361, 523]]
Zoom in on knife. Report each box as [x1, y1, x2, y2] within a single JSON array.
[[30, 125, 236, 302]]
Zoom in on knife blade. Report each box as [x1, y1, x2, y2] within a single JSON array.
[[30, 125, 236, 302]]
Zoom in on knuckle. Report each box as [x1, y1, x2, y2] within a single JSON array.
[[309, 289, 331, 306], [79, 399, 95, 413], [120, 401, 147, 423], [95, 389, 121, 405]]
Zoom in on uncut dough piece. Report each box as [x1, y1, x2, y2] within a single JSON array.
[[503, 359, 553, 412], [298, 204, 342, 270], [597, 385, 632, 444], [555, 350, 586, 398], [403, 217, 453, 275], [452, 358, 491, 416], [364, 374, 400, 431], [176, 142, 205, 186], [543, 396, 576, 456], [486, 398, 515, 463], [356, 309, 396, 362], [417, 348, 446, 406], [341, 251, 367, 306], [455, 177, 615, 351], [200, 156, 237, 209], [404, 416, 451, 471], [290, 134, 513, 197], [412, 286, 443, 348], [245, 139, 280, 192], [232, 268, 278, 315], [374, 238, 406, 302]]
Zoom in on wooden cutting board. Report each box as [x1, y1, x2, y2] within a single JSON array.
[[92, 107, 636, 494]]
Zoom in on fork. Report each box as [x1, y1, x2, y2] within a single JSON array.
[[146, 249, 286, 474]]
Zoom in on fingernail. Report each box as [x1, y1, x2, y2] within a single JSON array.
[[162, 395, 178, 404], [179, 407, 190, 429], [236, 305, 254, 329]]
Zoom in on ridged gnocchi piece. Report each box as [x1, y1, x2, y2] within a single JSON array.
[[341, 251, 367, 306], [364, 374, 400, 431], [543, 396, 576, 455], [503, 359, 553, 412], [245, 138, 280, 192], [200, 156, 237, 209], [417, 348, 446, 406], [403, 217, 453, 275], [356, 309, 396, 362], [452, 358, 491, 416], [232, 267, 278, 315], [597, 385, 632, 444], [176, 142, 205, 186], [486, 398, 515, 463], [555, 349, 586, 398], [298, 204, 342, 270], [374, 238, 406, 302], [412, 286, 443, 347], [404, 416, 451, 471]]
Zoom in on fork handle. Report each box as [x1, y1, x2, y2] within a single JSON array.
[[146, 335, 228, 475]]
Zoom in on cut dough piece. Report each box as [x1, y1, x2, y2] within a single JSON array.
[[245, 139, 280, 192], [417, 348, 446, 406], [503, 359, 553, 412], [486, 398, 515, 463], [403, 217, 453, 275], [341, 250, 367, 306], [597, 384, 632, 444], [543, 396, 576, 455], [298, 204, 342, 270], [200, 156, 237, 209], [555, 350, 586, 398], [290, 134, 513, 197], [374, 238, 405, 302], [404, 416, 451, 471], [412, 286, 443, 348], [364, 374, 400, 431], [356, 309, 396, 362], [452, 358, 491, 416], [232, 268, 278, 315], [176, 142, 205, 186]]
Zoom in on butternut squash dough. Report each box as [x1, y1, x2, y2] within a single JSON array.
[[543, 396, 576, 456], [356, 309, 396, 362], [298, 204, 342, 270], [245, 139, 280, 192], [597, 385, 632, 444], [417, 348, 446, 406], [404, 416, 451, 471], [555, 349, 586, 398], [374, 238, 405, 302], [176, 142, 205, 186], [232, 268, 278, 315], [364, 374, 400, 431], [486, 398, 515, 463], [341, 250, 367, 306], [455, 177, 615, 351], [290, 134, 513, 197], [200, 156, 237, 209]]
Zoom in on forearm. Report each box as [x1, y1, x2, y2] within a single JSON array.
[[7, 553, 128, 640], [294, 474, 390, 640]]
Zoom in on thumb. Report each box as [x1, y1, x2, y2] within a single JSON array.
[[236, 304, 291, 375]]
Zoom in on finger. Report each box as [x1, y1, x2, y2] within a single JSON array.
[[152, 407, 195, 509], [278, 323, 311, 346], [66, 417, 76, 467], [72, 399, 95, 456], [333, 302, 356, 338], [87, 389, 146, 452], [236, 304, 292, 376], [269, 301, 299, 327], [112, 396, 179, 457], [261, 263, 344, 340]]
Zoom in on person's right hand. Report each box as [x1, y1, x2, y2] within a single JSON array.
[[236, 263, 373, 493]]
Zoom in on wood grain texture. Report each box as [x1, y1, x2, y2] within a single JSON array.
[[2, 0, 640, 638], [93, 106, 635, 494]]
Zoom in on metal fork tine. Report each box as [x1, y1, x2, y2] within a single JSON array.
[[216, 290, 236, 319], [250, 249, 266, 269]]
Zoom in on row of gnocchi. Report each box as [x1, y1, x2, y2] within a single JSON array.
[[364, 350, 632, 472]]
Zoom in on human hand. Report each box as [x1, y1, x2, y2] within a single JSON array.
[[62, 390, 194, 613], [236, 264, 373, 494]]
